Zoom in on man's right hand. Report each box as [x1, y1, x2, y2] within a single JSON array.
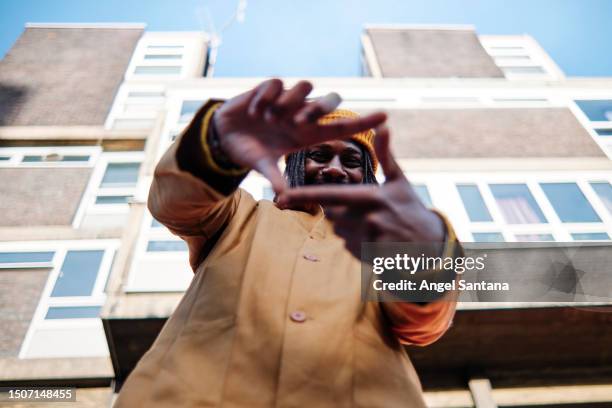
[[211, 79, 387, 194]]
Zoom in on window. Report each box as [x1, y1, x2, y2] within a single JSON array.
[[472, 232, 505, 242], [590, 182, 612, 214], [596, 129, 612, 136], [515, 234, 554, 242], [0, 251, 55, 269], [540, 183, 600, 223], [146, 45, 184, 50], [50, 250, 105, 297], [22, 154, 90, 163], [72, 152, 144, 229], [179, 100, 205, 123], [262, 186, 275, 201], [134, 66, 182, 75], [489, 184, 547, 224], [457, 184, 493, 222], [100, 162, 140, 188], [16, 241, 117, 358], [571, 232, 610, 241], [144, 54, 182, 60], [575, 100, 612, 121], [146, 240, 188, 252], [413, 184, 433, 207], [0, 147, 98, 167]]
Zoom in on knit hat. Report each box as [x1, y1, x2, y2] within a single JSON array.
[[309, 109, 378, 172]]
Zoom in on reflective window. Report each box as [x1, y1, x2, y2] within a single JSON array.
[[489, 184, 547, 224], [515, 234, 554, 242], [144, 54, 182, 60], [571, 232, 610, 241], [457, 184, 492, 222], [45, 306, 101, 320], [179, 100, 205, 123], [595, 129, 612, 136], [151, 218, 164, 228], [590, 182, 612, 214], [50, 250, 104, 297], [540, 183, 600, 223], [575, 100, 612, 121], [0, 251, 54, 267], [147, 240, 188, 252], [472, 232, 505, 242], [95, 195, 132, 205], [413, 184, 432, 208], [22, 154, 89, 163], [134, 66, 181, 75], [100, 163, 140, 188]]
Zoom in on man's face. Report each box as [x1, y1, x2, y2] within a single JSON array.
[[304, 140, 364, 185]]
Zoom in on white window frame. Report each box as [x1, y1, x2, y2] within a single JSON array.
[[0, 240, 119, 359], [72, 151, 145, 228], [404, 171, 612, 243], [0, 146, 99, 168]]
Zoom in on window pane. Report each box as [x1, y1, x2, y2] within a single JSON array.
[[147, 45, 184, 50], [575, 100, 612, 121], [151, 218, 163, 228], [595, 129, 612, 136], [0, 156, 10, 161], [590, 182, 612, 214], [490, 184, 547, 224], [45, 306, 101, 319], [134, 66, 181, 75], [413, 184, 432, 208], [144, 54, 182, 60], [515, 234, 554, 242], [147, 240, 188, 252], [472, 232, 505, 242], [100, 163, 140, 188], [457, 184, 492, 222], [50, 250, 104, 297], [540, 183, 600, 223], [0, 251, 54, 264], [22, 155, 89, 163], [179, 100, 204, 122], [95, 195, 132, 204], [571, 232, 610, 241]]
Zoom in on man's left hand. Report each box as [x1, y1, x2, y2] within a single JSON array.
[[277, 126, 446, 259]]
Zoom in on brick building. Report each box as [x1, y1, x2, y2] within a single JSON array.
[[0, 23, 611, 407]]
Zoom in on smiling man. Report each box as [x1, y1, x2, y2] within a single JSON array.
[[114, 79, 461, 408]]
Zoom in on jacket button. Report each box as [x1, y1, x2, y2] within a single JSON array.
[[303, 253, 319, 262], [289, 311, 307, 323]]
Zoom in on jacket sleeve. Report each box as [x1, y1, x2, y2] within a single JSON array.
[[381, 210, 463, 347], [147, 99, 250, 271]]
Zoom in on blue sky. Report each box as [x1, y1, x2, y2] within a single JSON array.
[[1, 0, 611, 77]]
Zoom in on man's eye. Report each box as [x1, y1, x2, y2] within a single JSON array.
[[342, 157, 361, 167], [309, 152, 328, 162]]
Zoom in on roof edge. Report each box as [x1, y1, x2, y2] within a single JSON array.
[[25, 22, 146, 29]]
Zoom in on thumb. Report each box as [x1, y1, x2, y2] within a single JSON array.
[[253, 155, 287, 195], [373, 125, 404, 183]]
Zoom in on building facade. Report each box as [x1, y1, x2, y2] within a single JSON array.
[[0, 23, 611, 407]]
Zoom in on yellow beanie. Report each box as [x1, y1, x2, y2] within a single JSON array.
[[313, 109, 378, 172]]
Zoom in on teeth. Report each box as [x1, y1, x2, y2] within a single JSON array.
[[318, 92, 342, 113]]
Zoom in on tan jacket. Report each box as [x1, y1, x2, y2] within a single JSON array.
[[115, 111, 459, 408]]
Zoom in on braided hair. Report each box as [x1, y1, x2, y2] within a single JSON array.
[[284, 143, 378, 188]]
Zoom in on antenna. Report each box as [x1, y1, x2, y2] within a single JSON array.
[[197, 0, 248, 77]]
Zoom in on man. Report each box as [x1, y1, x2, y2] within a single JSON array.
[[114, 79, 460, 407]]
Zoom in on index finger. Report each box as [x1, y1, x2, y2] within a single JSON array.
[[278, 185, 383, 207], [312, 112, 387, 144]]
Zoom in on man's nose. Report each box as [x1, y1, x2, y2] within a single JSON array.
[[321, 157, 347, 182]]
